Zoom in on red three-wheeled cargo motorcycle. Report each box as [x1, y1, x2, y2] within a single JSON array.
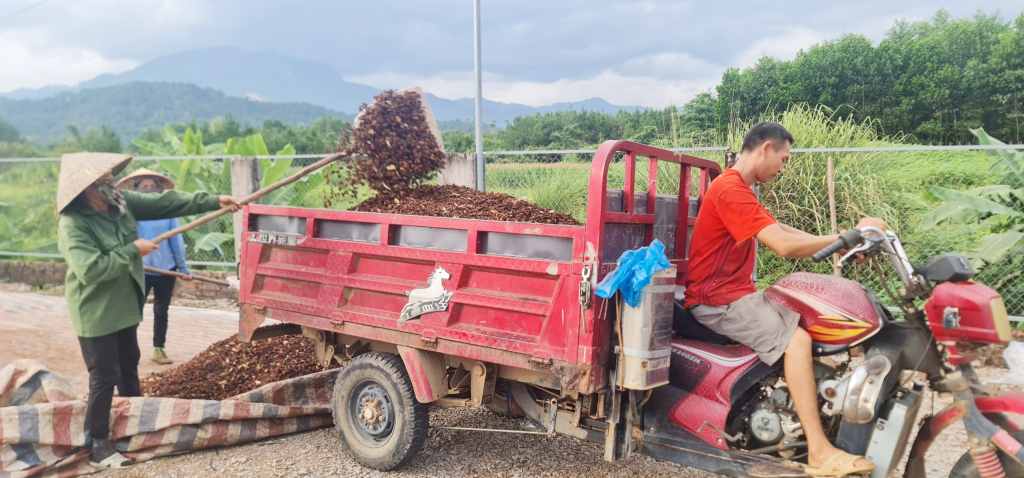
[[237, 141, 1024, 477]]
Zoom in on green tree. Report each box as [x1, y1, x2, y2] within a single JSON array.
[[715, 68, 744, 135], [676, 92, 718, 145], [988, 13, 1024, 143], [0, 118, 20, 143], [0, 141, 42, 159], [711, 8, 1023, 144], [441, 130, 475, 153], [53, 124, 122, 153], [202, 115, 248, 144], [258, 116, 347, 154]]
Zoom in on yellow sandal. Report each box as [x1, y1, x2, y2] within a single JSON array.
[[805, 450, 875, 476]]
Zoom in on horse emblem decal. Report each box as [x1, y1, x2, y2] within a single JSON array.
[[398, 267, 454, 325]]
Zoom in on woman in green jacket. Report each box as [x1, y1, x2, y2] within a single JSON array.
[[55, 153, 240, 469]]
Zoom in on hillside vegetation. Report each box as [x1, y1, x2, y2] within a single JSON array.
[[713, 9, 1024, 144], [0, 8, 1021, 316], [438, 9, 1024, 152], [0, 82, 353, 142]]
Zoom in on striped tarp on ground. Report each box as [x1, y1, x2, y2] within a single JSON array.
[[0, 359, 338, 478]]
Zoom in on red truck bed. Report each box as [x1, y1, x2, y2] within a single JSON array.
[[238, 140, 721, 395]]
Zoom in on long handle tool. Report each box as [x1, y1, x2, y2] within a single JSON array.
[[143, 266, 231, 287], [150, 152, 346, 245]]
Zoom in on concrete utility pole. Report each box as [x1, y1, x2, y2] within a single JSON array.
[[473, 0, 485, 191], [230, 156, 260, 261]]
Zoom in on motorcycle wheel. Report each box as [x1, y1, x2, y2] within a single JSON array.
[[948, 430, 1024, 478]]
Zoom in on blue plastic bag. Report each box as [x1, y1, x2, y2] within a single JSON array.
[[594, 239, 671, 307]]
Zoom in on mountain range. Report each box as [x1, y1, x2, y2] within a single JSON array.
[[0, 47, 645, 141], [0, 83, 352, 142]]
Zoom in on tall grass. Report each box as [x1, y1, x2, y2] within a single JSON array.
[[0, 162, 59, 253], [732, 106, 900, 235], [728, 106, 1003, 299], [486, 157, 702, 221], [716, 106, 904, 285], [487, 105, 999, 305], [488, 163, 591, 220]]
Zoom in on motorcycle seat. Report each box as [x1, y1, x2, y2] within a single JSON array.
[[672, 300, 736, 345]]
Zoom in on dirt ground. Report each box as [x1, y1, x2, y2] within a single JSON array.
[[1, 284, 1021, 478], [0, 283, 240, 397]]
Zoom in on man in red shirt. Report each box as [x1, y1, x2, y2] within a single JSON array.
[[683, 122, 884, 476]]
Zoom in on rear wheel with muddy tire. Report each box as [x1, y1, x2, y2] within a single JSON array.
[[331, 352, 428, 471], [948, 430, 1024, 478]]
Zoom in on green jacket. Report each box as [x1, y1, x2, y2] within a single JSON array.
[[58, 190, 222, 338]]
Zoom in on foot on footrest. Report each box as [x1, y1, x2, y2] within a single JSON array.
[[749, 461, 811, 478]]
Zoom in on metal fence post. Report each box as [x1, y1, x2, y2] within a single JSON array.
[[473, 0, 486, 192], [725, 151, 739, 168], [827, 156, 840, 276], [230, 156, 260, 260]]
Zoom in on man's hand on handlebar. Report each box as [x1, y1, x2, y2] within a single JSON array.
[[854, 217, 887, 235], [826, 217, 886, 265], [813, 217, 887, 264], [843, 217, 887, 264]]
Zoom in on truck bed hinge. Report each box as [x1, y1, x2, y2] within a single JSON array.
[[578, 265, 593, 310], [530, 356, 552, 366], [419, 330, 438, 347]]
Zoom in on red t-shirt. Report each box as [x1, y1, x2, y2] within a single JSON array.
[[683, 168, 777, 308]]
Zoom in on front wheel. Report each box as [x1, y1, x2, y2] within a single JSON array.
[[331, 352, 428, 471], [949, 430, 1024, 478]]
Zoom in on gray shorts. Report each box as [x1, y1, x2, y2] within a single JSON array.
[[689, 291, 801, 366]]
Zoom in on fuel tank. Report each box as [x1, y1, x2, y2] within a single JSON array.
[[766, 272, 883, 348]]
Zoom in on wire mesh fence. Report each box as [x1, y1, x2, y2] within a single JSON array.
[[484, 147, 1023, 317], [1, 146, 1022, 317], [0, 155, 337, 268], [126, 158, 236, 265]]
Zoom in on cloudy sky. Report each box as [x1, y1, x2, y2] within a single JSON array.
[[1, 0, 1022, 107]]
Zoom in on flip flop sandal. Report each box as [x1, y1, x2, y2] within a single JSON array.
[[805, 450, 875, 477], [90, 452, 133, 469]]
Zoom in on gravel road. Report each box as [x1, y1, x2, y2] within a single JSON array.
[[3, 284, 1020, 478], [106, 406, 703, 478], [103, 366, 1022, 478]]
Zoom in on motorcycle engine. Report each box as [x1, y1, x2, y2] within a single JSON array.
[[750, 407, 783, 444], [730, 362, 834, 454], [746, 388, 798, 447]]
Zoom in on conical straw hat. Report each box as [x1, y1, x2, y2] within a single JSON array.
[[116, 167, 175, 191], [56, 152, 133, 213]]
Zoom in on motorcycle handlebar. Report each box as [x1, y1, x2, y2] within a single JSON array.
[[812, 229, 864, 263]]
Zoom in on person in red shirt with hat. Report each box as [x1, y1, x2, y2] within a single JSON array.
[[683, 122, 885, 477]]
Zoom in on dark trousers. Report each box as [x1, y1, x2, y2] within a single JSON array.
[[144, 273, 177, 348], [77, 325, 141, 439]]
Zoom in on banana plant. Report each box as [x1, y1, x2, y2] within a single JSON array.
[[131, 127, 234, 262], [132, 126, 227, 191], [225, 133, 323, 207], [922, 128, 1024, 318], [129, 129, 322, 262]]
